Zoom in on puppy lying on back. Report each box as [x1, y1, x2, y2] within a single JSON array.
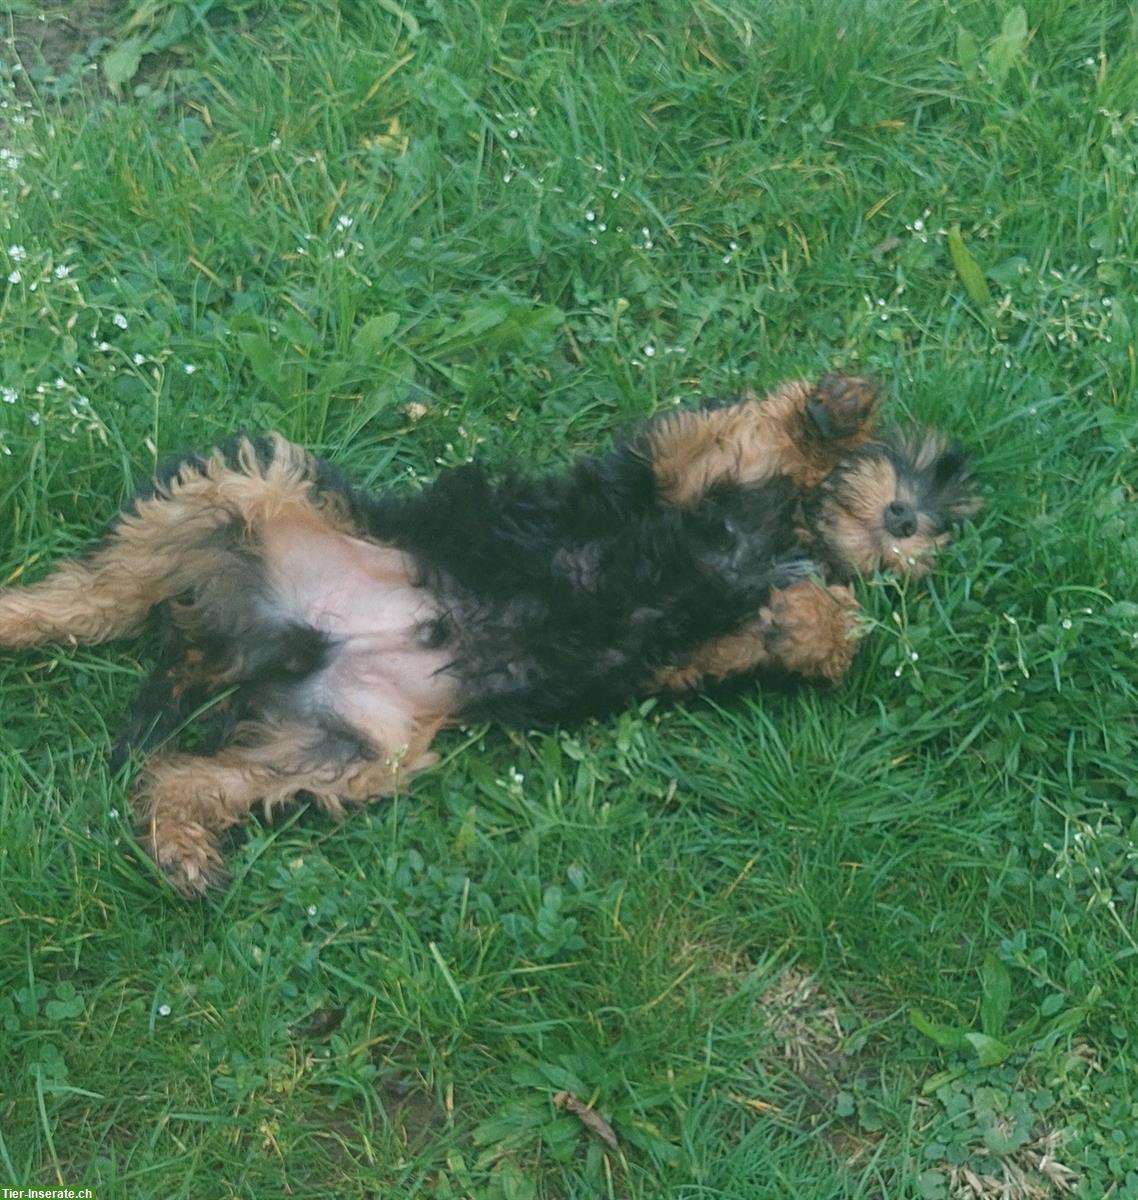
[[0, 374, 978, 893]]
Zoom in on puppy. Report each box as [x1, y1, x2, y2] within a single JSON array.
[[0, 374, 978, 893]]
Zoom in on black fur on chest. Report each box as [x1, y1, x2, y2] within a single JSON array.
[[355, 446, 806, 726]]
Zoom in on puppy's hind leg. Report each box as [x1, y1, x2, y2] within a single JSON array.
[[136, 716, 442, 896], [0, 435, 340, 650]]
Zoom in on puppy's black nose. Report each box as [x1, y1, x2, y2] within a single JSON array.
[[883, 500, 917, 539]]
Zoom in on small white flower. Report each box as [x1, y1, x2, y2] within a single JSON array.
[[158, 1004, 171, 1017], [306, 904, 317, 917], [913, 218, 925, 232], [108, 808, 119, 819], [910, 651, 919, 662], [7, 270, 21, 284], [336, 214, 353, 230], [333, 247, 346, 258], [54, 377, 66, 390], [1061, 618, 1073, 630], [1, 386, 16, 403], [132, 353, 145, 366], [507, 127, 519, 139], [585, 210, 596, 222], [8, 244, 26, 261], [54, 264, 70, 278], [28, 411, 41, 425], [112, 313, 128, 329], [643, 344, 656, 357], [183, 363, 196, 374], [97, 341, 112, 352]]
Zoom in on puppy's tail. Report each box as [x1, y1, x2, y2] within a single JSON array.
[[0, 434, 325, 649]]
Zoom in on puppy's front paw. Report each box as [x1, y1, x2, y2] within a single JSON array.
[[763, 581, 862, 683], [806, 373, 878, 442]]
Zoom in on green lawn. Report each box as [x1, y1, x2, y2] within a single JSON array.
[[1, 1, 1137, 1196]]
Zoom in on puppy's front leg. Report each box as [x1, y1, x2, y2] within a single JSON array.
[[643, 373, 879, 507], [653, 579, 863, 693]]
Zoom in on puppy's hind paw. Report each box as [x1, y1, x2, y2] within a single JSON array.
[[142, 821, 229, 897]]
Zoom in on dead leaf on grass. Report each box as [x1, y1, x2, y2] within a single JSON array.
[[553, 1090, 620, 1152]]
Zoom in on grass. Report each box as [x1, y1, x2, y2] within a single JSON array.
[[1, 0, 1137, 1196]]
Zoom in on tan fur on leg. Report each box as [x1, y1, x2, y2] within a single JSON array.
[[136, 714, 444, 895], [0, 435, 350, 648], [646, 374, 878, 507], [761, 581, 862, 682], [653, 579, 862, 693], [652, 619, 777, 693]]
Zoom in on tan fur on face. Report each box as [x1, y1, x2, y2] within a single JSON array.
[[811, 456, 945, 576], [807, 435, 979, 578], [647, 374, 878, 507]]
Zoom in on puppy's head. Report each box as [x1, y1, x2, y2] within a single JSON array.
[[803, 428, 981, 579]]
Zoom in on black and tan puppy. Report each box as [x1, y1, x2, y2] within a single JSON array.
[[0, 374, 978, 893]]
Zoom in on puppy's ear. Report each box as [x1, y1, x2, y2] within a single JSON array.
[[929, 439, 983, 521], [931, 440, 970, 486]]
